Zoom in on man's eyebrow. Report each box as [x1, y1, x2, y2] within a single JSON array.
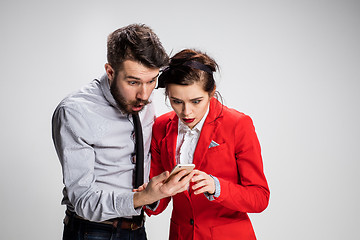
[[125, 73, 159, 81], [125, 75, 141, 81], [153, 73, 160, 79]]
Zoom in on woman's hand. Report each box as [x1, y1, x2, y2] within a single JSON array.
[[191, 170, 215, 195]]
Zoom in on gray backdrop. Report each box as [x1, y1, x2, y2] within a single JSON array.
[[1, 0, 359, 239]]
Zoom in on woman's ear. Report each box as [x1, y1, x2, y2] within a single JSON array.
[[209, 86, 216, 98]]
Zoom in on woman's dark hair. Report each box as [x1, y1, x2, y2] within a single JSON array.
[[107, 24, 169, 72], [158, 49, 219, 95]]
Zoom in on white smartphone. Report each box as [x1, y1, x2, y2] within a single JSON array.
[[165, 163, 195, 183]]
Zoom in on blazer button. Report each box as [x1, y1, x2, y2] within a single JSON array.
[[190, 219, 194, 225]]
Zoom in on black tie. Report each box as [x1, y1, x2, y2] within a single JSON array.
[[132, 113, 144, 188], [132, 113, 144, 226]]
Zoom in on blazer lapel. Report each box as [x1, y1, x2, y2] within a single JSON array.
[[193, 98, 223, 169], [164, 114, 192, 200], [164, 114, 178, 170]]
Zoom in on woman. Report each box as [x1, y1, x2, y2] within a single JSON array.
[[146, 49, 270, 240]]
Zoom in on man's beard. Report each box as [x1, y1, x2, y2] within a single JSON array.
[[110, 75, 150, 114]]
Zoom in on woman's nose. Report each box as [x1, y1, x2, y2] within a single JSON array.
[[182, 103, 192, 116]]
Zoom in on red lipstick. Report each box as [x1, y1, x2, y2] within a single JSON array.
[[183, 118, 195, 123]]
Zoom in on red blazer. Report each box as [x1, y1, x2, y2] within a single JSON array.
[[147, 98, 270, 240]]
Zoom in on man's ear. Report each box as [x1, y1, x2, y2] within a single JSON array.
[[105, 63, 115, 82]]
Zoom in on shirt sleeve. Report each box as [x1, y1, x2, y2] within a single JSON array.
[[52, 106, 141, 221]]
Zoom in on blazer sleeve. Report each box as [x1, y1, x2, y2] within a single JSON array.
[[214, 115, 270, 213], [145, 121, 171, 216]]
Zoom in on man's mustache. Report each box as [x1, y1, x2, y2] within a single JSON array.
[[132, 99, 151, 106]]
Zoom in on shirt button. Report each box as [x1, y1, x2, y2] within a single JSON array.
[[190, 219, 194, 225]]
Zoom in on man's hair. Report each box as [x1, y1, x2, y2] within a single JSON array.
[[107, 24, 169, 71]]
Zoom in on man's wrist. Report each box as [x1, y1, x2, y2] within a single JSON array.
[[133, 191, 146, 209], [133, 190, 158, 209]]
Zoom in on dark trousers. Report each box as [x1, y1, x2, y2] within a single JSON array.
[[63, 215, 147, 240]]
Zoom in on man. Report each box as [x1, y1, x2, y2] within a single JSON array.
[[52, 24, 193, 240]]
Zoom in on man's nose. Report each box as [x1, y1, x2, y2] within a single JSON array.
[[136, 85, 151, 100]]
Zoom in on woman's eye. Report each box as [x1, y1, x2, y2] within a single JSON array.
[[172, 100, 182, 104]]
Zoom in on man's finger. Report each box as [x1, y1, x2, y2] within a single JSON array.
[[165, 169, 189, 183], [153, 171, 170, 183]]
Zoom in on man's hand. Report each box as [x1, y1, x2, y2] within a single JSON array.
[[133, 182, 148, 192], [191, 170, 215, 195], [133, 170, 195, 208]]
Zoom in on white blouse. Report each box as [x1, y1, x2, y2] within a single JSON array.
[[175, 106, 209, 165]]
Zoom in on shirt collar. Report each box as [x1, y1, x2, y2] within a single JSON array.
[[178, 104, 210, 134], [100, 74, 119, 109]]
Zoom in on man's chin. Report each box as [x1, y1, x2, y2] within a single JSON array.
[[115, 100, 148, 114]]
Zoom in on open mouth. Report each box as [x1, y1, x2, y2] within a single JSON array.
[[132, 104, 144, 112]]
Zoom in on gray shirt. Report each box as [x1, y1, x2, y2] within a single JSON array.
[[52, 74, 155, 222]]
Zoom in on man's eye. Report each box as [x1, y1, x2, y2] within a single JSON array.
[[149, 79, 156, 84], [192, 100, 201, 104], [129, 81, 138, 85]]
